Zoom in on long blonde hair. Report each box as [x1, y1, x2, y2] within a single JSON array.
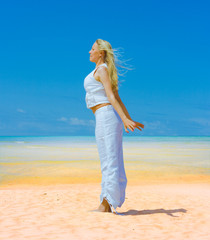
[[96, 39, 131, 92]]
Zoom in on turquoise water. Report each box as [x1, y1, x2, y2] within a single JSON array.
[[0, 136, 210, 151], [1, 136, 210, 144]]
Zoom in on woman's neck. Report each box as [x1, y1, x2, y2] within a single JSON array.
[[95, 60, 105, 68]]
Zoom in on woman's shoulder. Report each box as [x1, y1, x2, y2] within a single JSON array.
[[94, 63, 108, 75], [97, 63, 108, 69]]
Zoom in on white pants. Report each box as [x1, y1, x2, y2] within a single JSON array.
[[94, 105, 127, 212]]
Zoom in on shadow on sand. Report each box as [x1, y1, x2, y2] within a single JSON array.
[[120, 208, 187, 217]]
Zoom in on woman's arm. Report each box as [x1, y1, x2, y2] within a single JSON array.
[[113, 90, 132, 120], [95, 67, 144, 133], [114, 90, 144, 131]]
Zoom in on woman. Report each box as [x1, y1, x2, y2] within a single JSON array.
[[84, 39, 144, 214]]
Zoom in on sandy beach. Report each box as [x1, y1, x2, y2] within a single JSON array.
[[0, 136, 210, 239], [0, 183, 210, 240]]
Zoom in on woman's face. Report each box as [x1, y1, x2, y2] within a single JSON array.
[[89, 42, 101, 63]]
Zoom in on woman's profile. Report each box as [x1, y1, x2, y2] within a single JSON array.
[[84, 39, 144, 214]]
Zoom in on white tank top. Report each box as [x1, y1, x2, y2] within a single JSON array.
[[84, 63, 110, 109]]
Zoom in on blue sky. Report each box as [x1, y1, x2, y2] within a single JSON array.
[[0, 0, 209, 136]]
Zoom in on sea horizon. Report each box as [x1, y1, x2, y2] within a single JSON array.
[[1, 135, 210, 143]]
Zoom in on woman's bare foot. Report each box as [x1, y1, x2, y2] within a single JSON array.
[[91, 198, 112, 212]]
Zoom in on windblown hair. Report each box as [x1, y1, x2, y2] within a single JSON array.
[[96, 39, 132, 92]]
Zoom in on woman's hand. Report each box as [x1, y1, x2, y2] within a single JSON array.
[[123, 118, 144, 133], [133, 121, 144, 131]]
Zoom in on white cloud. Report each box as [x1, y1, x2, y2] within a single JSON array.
[[142, 120, 162, 130], [190, 118, 210, 126], [17, 108, 26, 113], [57, 117, 95, 127], [57, 117, 68, 122], [69, 117, 95, 126]]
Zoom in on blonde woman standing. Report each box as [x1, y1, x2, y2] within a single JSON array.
[[84, 39, 144, 214]]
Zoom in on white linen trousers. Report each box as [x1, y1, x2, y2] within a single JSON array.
[[94, 104, 127, 213]]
